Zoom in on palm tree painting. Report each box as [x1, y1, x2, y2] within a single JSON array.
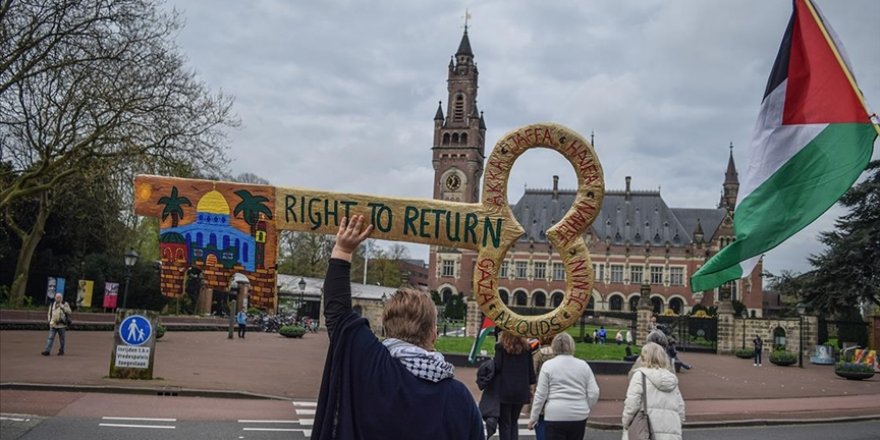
[[158, 186, 192, 228], [233, 190, 273, 237]]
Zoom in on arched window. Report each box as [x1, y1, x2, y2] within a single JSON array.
[[452, 133, 460, 144], [533, 292, 546, 307], [175, 248, 185, 262], [609, 295, 623, 311], [651, 297, 663, 314], [441, 288, 453, 303], [242, 242, 249, 262], [461, 133, 468, 144], [222, 235, 230, 249], [162, 248, 172, 261], [551, 292, 564, 307], [587, 296, 595, 311], [669, 298, 683, 315], [185, 233, 192, 244], [443, 133, 450, 145], [629, 296, 640, 311], [453, 95, 465, 121], [773, 327, 787, 350], [209, 233, 217, 247], [499, 289, 510, 305], [196, 232, 203, 247], [514, 290, 528, 306]]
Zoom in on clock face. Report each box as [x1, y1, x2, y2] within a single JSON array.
[[445, 174, 461, 191]]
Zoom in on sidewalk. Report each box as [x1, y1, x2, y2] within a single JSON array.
[[2, 329, 878, 428]]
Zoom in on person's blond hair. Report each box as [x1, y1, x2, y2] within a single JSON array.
[[639, 342, 670, 369], [382, 289, 436, 349], [551, 332, 576, 355]]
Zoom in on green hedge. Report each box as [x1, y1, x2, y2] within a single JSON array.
[[835, 362, 874, 374], [280, 325, 306, 338], [770, 350, 796, 364], [734, 348, 754, 359], [156, 324, 166, 340]]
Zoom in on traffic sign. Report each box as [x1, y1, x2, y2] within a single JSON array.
[[119, 315, 152, 346]]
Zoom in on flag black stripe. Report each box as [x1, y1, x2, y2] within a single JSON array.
[[763, 2, 796, 100]]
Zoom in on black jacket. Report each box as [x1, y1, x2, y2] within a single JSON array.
[[493, 343, 537, 405]]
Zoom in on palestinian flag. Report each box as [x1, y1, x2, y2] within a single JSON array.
[[467, 316, 495, 364], [692, 0, 878, 292]]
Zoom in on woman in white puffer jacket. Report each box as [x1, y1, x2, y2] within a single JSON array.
[[621, 342, 685, 440]]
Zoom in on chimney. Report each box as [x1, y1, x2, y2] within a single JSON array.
[[625, 176, 632, 201], [552, 175, 559, 200]]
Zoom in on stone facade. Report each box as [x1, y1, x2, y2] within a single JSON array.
[[427, 31, 764, 320]]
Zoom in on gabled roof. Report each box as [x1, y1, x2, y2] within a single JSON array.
[[510, 187, 727, 247]]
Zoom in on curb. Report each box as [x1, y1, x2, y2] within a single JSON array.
[[0, 382, 291, 401], [587, 413, 880, 430]]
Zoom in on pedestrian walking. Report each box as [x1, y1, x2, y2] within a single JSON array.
[[626, 330, 633, 346], [615, 330, 624, 345], [666, 340, 691, 371], [494, 331, 537, 440], [42, 293, 71, 356], [628, 330, 675, 381], [752, 335, 763, 367], [622, 342, 685, 440], [237, 309, 247, 338], [312, 215, 484, 440], [530, 337, 556, 440], [528, 333, 600, 440]]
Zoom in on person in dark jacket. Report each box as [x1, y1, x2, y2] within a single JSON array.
[[494, 331, 537, 440], [477, 358, 500, 437], [312, 215, 484, 440]]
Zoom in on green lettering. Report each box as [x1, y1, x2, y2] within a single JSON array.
[[403, 206, 419, 236], [464, 213, 479, 244], [481, 217, 503, 248]]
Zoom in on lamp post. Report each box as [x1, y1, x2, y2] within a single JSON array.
[[122, 249, 139, 309], [797, 303, 806, 368], [742, 309, 748, 350], [298, 277, 306, 320]]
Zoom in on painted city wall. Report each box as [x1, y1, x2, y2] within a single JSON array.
[[134, 178, 278, 310]]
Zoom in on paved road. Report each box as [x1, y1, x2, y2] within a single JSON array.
[[5, 413, 880, 440]]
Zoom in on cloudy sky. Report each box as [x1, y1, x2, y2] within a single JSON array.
[[162, 0, 879, 277]]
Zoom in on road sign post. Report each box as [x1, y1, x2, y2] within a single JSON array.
[[109, 309, 159, 379]]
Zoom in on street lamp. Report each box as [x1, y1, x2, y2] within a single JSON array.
[[741, 309, 748, 350], [298, 277, 306, 319], [122, 249, 139, 309], [797, 302, 806, 368]]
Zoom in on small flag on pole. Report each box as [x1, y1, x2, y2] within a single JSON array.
[[691, 0, 879, 292], [468, 316, 495, 364]]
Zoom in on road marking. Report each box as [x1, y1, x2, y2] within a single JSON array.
[[295, 409, 316, 415], [237, 420, 298, 424], [101, 416, 177, 422], [243, 428, 311, 434], [99, 423, 176, 429], [293, 401, 317, 407], [0, 416, 30, 422]]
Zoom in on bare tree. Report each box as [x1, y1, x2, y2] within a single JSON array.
[[0, 0, 238, 305], [233, 172, 270, 185]]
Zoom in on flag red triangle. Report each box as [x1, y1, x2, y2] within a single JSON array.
[[783, 0, 867, 125]]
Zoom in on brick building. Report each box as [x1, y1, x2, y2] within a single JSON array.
[[427, 29, 764, 317]]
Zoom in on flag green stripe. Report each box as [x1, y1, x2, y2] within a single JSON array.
[[692, 123, 875, 292], [468, 327, 494, 363]]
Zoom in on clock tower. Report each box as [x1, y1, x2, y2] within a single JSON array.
[[428, 26, 487, 300], [431, 27, 486, 203]]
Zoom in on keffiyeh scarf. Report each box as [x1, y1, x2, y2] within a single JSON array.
[[383, 338, 455, 383]]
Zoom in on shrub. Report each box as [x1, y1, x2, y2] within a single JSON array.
[[156, 324, 166, 340], [770, 350, 797, 365], [280, 325, 306, 338], [835, 362, 874, 374], [735, 348, 754, 359], [581, 334, 594, 344]]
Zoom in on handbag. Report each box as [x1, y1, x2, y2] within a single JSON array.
[[626, 372, 655, 440]]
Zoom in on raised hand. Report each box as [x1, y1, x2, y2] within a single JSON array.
[[331, 215, 373, 262]]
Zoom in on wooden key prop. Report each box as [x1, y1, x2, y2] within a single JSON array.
[[134, 123, 604, 338]]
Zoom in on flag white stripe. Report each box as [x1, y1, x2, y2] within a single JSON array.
[[739, 79, 827, 206]]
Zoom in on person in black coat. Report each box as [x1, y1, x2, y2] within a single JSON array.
[[312, 215, 484, 440], [494, 331, 537, 440]]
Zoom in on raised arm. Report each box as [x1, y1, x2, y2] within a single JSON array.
[[323, 215, 373, 339]]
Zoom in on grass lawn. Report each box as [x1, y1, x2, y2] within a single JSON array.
[[435, 336, 638, 362]]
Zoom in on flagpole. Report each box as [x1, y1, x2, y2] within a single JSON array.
[[803, 0, 880, 136]]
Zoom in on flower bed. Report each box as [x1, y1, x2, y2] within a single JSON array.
[[770, 350, 797, 366]]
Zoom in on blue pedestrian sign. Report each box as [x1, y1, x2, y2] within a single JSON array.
[[119, 315, 152, 346]]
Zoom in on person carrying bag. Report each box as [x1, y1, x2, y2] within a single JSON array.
[[621, 342, 685, 440], [626, 372, 654, 439]]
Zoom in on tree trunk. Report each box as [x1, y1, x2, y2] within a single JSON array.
[[9, 192, 52, 307]]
